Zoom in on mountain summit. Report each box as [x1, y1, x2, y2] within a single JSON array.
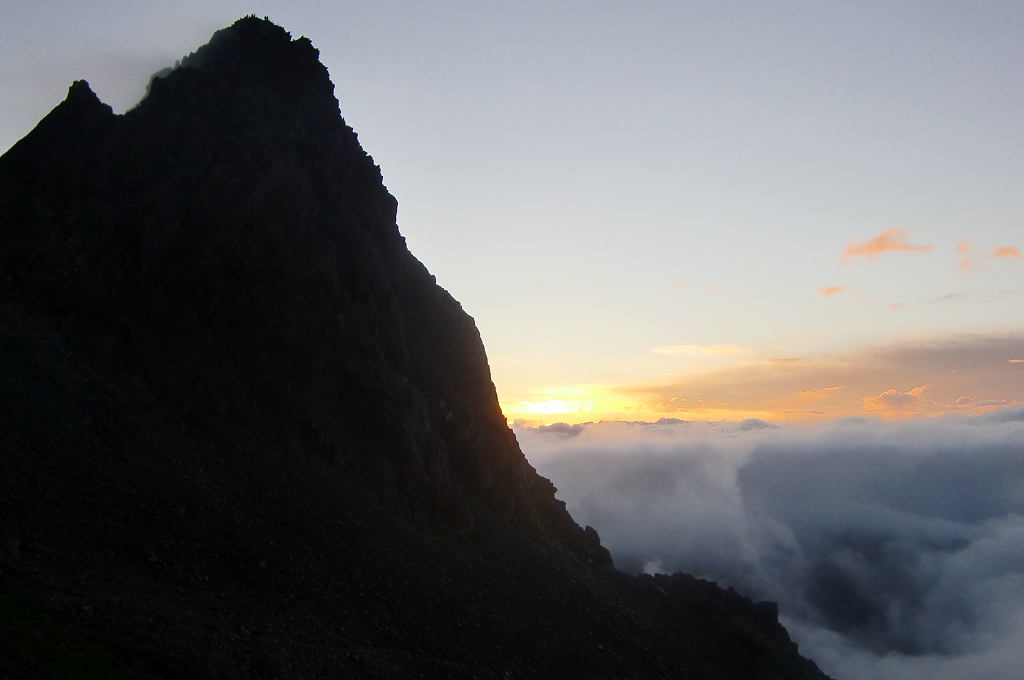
[[0, 16, 602, 558], [0, 17, 829, 679]]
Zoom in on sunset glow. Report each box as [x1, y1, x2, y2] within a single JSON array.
[[499, 336, 1024, 425]]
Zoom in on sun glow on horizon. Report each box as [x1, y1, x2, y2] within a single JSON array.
[[496, 334, 1024, 427]]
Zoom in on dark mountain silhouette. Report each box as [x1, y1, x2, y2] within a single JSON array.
[[0, 17, 830, 679]]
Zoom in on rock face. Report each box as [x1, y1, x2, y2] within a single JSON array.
[[0, 17, 829, 679], [0, 17, 602, 562]]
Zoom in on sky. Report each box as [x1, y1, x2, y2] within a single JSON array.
[[4, 3, 1024, 679], [2, 0, 1022, 425]]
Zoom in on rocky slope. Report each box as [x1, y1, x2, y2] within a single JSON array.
[[0, 17, 830, 679]]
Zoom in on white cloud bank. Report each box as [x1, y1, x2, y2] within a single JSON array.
[[515, 409, 1024, 680]]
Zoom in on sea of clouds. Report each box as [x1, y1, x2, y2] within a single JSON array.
[[515, 409, 1024, 680]]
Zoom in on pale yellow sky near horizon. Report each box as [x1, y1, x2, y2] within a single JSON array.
[[496, 331, 1024, 425]]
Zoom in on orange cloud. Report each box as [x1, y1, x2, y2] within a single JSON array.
[[856, 383, 1020, 420], [797, 386, 842, 401], [819, 286, 845, 296], [889, 303, 903, 309], [860, 385, 940, 419], [986, 246, 1021, 260], [863, 384, 930, 408], [843, 228, 933, 260], [957, 241, 972, 274]]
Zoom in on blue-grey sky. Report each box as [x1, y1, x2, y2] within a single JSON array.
[[2, 1, 1022, 422]]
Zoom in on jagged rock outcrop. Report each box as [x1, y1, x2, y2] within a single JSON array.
[[0, 16, 605, 563]]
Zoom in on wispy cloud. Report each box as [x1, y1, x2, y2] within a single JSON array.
[[957, 240, 972, 274], [650, 344, 749, 356], [762, 357, 813, 367], [986, 246, 1021, 260], [511, 398, 598, 416], [843, 228, 933, 260], [797, 386, 842, 401], [819, 286, 845, 296]]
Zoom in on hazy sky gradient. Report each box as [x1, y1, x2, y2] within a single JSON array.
[[2, 0, 1022, 422]]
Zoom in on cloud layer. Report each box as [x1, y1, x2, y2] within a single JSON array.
[[517, 411, 1024, 680]]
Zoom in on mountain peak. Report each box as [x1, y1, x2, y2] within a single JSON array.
[[142, 17, 338, 129], [66, 79, 102, 104], [0, 16, 604, 562], [166, 16, 325, 83]]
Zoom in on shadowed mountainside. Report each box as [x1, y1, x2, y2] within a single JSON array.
[[0, 17, 596, 555], [0, 16, 830, 679]]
